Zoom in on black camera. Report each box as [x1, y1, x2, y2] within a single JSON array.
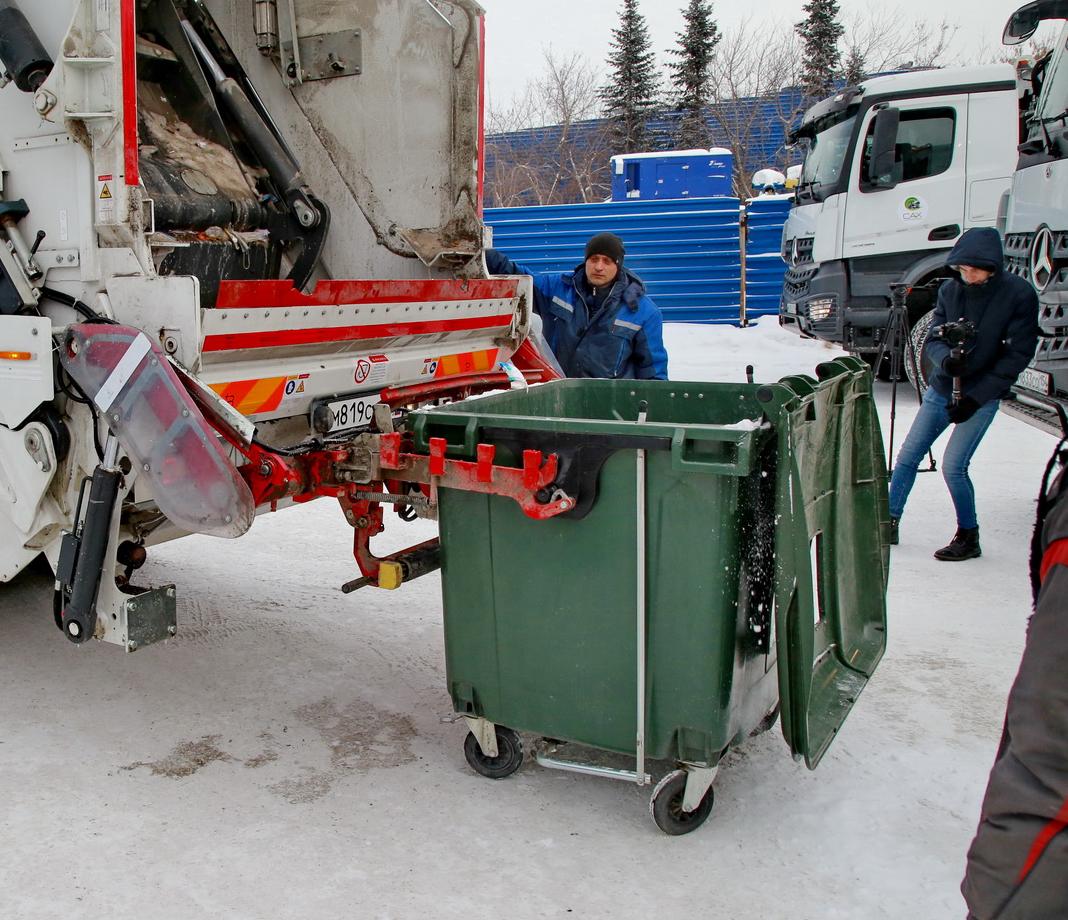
[[932, 319, 976, 348]]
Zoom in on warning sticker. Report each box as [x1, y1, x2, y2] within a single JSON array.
[[281, 373, 311, 401], [96, 174, 115, 224], [354, 355, 389, 387]]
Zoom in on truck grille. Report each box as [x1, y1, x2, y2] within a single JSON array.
[[1005, 229, 1068, 294], [1004, 231, 1032, 281], [783, 265, 817, 300], [782, 236, 814, 266]]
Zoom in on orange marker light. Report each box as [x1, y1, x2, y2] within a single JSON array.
[[0, 351, 32, 361]]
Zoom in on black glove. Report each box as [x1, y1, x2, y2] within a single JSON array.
[[942, 354, 968, 377], [947, 396, 980, 424]]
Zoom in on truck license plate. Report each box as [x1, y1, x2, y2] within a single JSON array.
[[1017, 366, 1052, 395], [784, 301, 798, 315], [323, 393, 380, 433]]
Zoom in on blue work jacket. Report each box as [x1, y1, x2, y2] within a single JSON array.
[[486, 250, 669, 380]]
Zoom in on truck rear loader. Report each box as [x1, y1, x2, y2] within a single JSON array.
[[0, 0, 560, 652]]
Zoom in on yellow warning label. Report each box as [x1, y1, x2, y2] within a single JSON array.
[[99, 184, 112, 200]]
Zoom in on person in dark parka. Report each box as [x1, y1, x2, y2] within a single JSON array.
[[486, 232, 669, 380], [888, 227, 1040, 559], [962, 445, 1068, 919]]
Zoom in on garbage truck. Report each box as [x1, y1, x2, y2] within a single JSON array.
[[0, 0, 566, 652], [999, 1, 1068, 437], [778, 65, 1019, 362]]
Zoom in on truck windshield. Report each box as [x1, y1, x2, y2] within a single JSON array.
[[1032, 25, 1068, 142], [796, 111, 858, 202]]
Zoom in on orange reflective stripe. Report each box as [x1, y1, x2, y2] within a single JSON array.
[[434, 348, 499, 378], [1039, 538, 1068, 584], [1017, 796, 1068, 883], [209, 377, 287, 415]]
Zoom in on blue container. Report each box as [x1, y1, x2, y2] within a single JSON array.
[[610, 149, 734, 202]]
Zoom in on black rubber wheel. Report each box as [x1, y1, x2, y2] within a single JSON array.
[[750, 703, 781, 737], [463, 727, 523, 779], [905, 308, 937, 394], [649, 769, 715, 835], [863, 351, 896, 381]]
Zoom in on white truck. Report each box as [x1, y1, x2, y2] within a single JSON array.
[[778, 65, 1019, 362], [1000, 1, 1068, 436], [0, 0, 561, 652]]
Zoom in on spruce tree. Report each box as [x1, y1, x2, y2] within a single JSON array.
[[795, 0, 844, 98], [666, 0, 721, 149], [600, 0, 661, 154], [842, 46, 865, 85]]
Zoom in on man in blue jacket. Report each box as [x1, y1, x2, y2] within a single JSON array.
[[888, 227, 1040, 560], [486, 232, 669, 380]]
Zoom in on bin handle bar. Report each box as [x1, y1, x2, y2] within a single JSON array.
[[635, 400, 648, 786]]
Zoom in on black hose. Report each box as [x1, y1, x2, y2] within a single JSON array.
[[40, 286, 116, 324], [250, 433, 323, 458], [53, 352, 104, 460]]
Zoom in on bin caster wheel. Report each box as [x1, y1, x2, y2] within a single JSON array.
[[750, 703, 781, 737], [649, 769, 714, 835], [464, 726, 523, 779]]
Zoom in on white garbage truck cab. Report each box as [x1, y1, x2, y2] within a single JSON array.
[[1001, 1, 1068, 436], [779, 65, 1018, 356]]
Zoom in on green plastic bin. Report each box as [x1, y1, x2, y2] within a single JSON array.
[[414, 356, 888, 834]]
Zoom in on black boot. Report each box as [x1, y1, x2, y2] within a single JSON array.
[[934, 527, 981, 561], [889, 518, 899, 546]]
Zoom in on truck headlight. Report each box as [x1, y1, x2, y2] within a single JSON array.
[[807, 297, 835, 322]]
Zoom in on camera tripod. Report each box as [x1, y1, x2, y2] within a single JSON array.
[[872, 282, 936, 474]]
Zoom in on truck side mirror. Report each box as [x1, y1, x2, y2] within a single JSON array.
[[1003, 1, 1068, 44], [866, 108, 900, 190]]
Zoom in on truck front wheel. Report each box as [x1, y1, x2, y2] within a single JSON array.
[[905, 308, 937, 393]]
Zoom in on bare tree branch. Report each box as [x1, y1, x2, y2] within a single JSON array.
[[706, 20, 806, 195], [485, 48, 612, 207]]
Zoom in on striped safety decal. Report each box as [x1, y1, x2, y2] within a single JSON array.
[[434, 348, 499, 378], [209, 377, 288, 416]]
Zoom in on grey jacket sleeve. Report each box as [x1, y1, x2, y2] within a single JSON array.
[[962, 465, 1068, 919]]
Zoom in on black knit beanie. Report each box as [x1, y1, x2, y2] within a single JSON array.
[[584, 232, 625, 264]]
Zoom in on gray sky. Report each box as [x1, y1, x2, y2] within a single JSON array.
[[483, 0, 1042, 107]]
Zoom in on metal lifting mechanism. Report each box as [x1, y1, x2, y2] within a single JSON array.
[[196, 403, 575, 593], [49, 316, 565, 642], [55, 435, 124, 643]]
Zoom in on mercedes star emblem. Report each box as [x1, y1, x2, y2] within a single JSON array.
[[1030, 226, 1056, 292]]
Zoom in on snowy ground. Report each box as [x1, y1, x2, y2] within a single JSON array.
[[0, 319, 1056, 919]]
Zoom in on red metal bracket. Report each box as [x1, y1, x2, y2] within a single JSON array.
[[390, 443, 573, 520]]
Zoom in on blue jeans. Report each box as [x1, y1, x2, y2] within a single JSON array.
[[888, 388, 999, 529]]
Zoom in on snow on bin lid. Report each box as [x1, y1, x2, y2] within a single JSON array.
[[610, 148, 731, 163]]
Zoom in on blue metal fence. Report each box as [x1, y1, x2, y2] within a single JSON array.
[[743, 197, 791, 321], [484, 196, 789, 324]]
